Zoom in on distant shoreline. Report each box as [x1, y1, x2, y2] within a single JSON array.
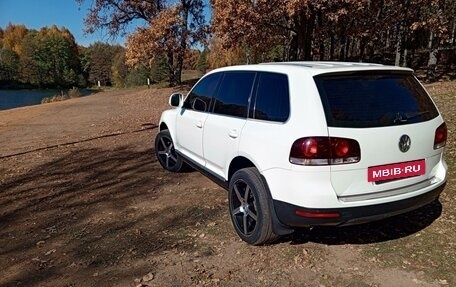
[[0, 88, 96, 111]]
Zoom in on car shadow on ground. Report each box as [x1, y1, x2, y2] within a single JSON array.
[[283, 199, 442, 245]]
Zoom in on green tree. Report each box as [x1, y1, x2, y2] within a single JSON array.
[[0, 24, 86, 88], [111, 51, 128, 87], [1, 24, 82, 88], [125, 64, 150, 87], [196, 49, 208, 73], [149, 56, 168, 83], [40, 29, 77, 86], [83, 42, 124, 86], [0, 27, 4, 48], [23, 26, 81, 87], [0, 48, 20, 82]]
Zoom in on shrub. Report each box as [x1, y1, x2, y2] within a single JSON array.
[[68, 87, 81, 98], [41, 88, 80, 104]]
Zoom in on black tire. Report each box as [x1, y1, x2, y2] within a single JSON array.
[[228, 167, 279, 245], [155, 129, 184, 172]]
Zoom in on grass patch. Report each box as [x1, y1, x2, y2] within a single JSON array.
[[175, 230, 188, 240]]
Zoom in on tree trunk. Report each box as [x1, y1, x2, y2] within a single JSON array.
[[304, 12, 315, 60], [289, 32, 298, 61], [369, 43, 375, 62], [166, 49, 177, 87], [395, 25, 402, 66], [402, 48, 408, 67], [296, 11, 306, 60], [317, 9, 324, 61], [394, 32, 402, 66], [385, 30, 390, 49], [174, 0, 190, 86], [396, 0, 410, 67], [359, 38, 366, 62], [340, 36, 346, 61], [344, 37, 350, 61], [319, 41, 325, 61], [451, 20, 456, 46], [427, 31, 438, 82]]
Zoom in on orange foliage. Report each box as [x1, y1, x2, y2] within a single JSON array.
[[2, 24, 28, 56], [126, 6, 180, 67]]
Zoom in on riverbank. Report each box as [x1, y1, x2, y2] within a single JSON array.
[[0, 88, 97, 111]]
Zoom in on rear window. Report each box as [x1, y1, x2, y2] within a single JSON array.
[[314, 71, 439, 128]]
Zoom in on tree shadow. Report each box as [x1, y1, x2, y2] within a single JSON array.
[[283, 199, 442, 245], [0, 140, 222, 286]]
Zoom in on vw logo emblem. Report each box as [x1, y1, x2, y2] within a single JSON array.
[[399, 135, 411, 153]]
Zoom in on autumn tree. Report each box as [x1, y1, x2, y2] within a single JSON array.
[[211, 0, 455, 81], [2, 23, 28, 57], [206, 37, 247, 68], [211, 0, 369, 62], [77, 0, 208, 86], [211, 0, 282, 62]]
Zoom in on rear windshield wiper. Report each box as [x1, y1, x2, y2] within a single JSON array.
[[393, 111, 430, 124]]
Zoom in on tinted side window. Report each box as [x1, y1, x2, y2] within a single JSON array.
[[213, 72, 256, 117], [184, 73, 221, 112], [314, 72, 439, 128], [254, 72, 290, 122]]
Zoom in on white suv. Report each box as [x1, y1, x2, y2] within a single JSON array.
[[155, 62, 447, 245]]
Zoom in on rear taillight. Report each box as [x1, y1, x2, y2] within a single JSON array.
[[434, 122, 447, 149], [290, 137, 360, 166]]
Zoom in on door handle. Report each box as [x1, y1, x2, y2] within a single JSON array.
[[228, 129, 238, 139], [196, 121, 203, 128]]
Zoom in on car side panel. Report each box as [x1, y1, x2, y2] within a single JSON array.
[[203, 114, 246, 179], [175, 109, 208, 166]]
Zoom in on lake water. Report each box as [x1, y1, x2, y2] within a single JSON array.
[[0, 89, 94, 111]]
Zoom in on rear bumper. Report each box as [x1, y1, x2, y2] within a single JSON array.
[[273, 181, 446, 227]]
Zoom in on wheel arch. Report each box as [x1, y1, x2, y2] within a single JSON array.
[[158, 121, 177, 145], [228, 156, 255, 183], [157, 108, 179, 144], [159, 122, 168, 131]]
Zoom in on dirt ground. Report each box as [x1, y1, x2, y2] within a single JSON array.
[[1, 83, 455, 287]]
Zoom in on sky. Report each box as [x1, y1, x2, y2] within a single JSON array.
[[0, 0, 138, 47]]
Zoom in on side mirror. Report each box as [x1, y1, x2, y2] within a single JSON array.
[[169, 93, 183, 107]]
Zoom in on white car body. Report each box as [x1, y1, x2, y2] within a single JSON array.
[[156, 62, 447, 244]]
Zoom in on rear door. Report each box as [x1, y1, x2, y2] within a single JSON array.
[[314, 72, 443, 199]]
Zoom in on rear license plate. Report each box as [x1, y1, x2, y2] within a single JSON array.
[[368, 159, 426, 182]]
